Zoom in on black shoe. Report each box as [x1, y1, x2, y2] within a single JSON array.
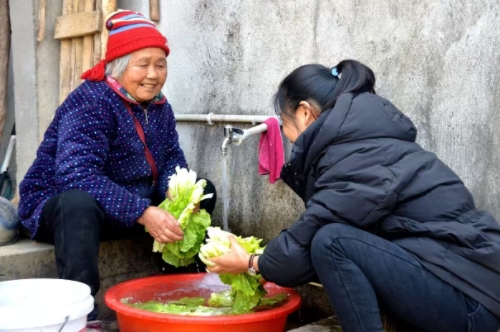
[[87, 304, 99, 321]]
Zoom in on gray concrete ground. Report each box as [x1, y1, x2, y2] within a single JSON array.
[[288, 316, 342, 332]]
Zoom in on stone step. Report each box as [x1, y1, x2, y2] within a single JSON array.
[[0, 237, 159, 319]]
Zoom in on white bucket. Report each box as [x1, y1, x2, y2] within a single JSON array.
[[0, 279, 93, 332]]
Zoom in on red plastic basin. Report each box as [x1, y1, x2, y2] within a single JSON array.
[[105, 273, 301, 332]]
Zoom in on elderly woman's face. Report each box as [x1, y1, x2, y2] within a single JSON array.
[[118, 47, 167, 103]]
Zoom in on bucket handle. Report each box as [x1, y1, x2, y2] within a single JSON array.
[[58, 316, 69, 332]]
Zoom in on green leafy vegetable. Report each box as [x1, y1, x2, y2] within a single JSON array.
[[152, 167, 213, 267], [133, 302, 187, 314], [125, 297, 232, 316], [168, 297, 205, 307], [208, 290, 288, 310], [219, 273, 266, 314], [199, 227, 264, 267], [123, 293, 287, 316], [198, 227, 268, 314], [259, 293, 287, 307], [208, 290, 233, 307]]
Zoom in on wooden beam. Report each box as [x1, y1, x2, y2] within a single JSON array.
[[54, 11, 102, 39]]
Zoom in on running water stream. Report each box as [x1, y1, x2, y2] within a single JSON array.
[[221, 156, 230, 231]]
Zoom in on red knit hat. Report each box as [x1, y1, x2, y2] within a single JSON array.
[[81, 10, 170, 81]]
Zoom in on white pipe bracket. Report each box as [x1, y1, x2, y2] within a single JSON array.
[[206, 112, 214, 125]]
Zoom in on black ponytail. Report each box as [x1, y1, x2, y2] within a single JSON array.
[[274, 59, 376, 121]]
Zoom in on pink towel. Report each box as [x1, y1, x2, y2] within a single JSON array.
[[258, 117, 285, 184]]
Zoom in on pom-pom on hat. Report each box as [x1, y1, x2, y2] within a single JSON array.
[[81, 10, 170, 81]]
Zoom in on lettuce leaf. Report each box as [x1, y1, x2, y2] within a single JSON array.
[[219, 273, 267, 314], [259, 293, 287, 307], [208, 290, 233, 307], [151, 167, 213, 267], [207, 290, 287, 309], [126, 299, 232, 316], [167, 297, 205, 307], [123, 292, 287, 316], [130, 301, 188, 314]]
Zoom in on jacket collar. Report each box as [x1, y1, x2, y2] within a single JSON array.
[[280, 92, 418, 197], [280, 93, 354, 196], [105, 76, 166, 106], [280, 108, 332, 198]]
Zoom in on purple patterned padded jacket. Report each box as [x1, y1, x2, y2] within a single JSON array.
[[19, 79, 187, 237]]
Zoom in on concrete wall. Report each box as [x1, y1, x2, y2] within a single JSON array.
[[35, 0, 61, 143], [11, 0, 500, 242], [119, 0, 500, 239], [9, 0, 61, 192], [9, 0, 38, 195]]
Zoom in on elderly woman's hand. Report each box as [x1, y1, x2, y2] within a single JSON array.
[[137, 206, 183, 243]]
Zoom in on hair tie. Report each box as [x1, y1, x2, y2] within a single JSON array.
[[331, 67, 340, 78], [81, 59, 107, 81]]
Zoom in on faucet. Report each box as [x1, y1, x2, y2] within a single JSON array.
[[221, 125, 236, 156], [221, 123, 268, 156]]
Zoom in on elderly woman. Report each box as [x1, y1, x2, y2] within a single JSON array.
[[18, 10, 215, 321]]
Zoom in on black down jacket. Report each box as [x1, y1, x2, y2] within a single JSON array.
[[258, 92, 500, 318]]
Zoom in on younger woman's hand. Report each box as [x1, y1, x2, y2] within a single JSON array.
[[207, 236, 250, 274]]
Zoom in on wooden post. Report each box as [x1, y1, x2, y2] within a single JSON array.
[[0, 0, 10, 139], [92, 0, 102, 66], [70, 0, 84, 92], [149, 0, 160, 21], [100, 0, 117, 61], [59, 0, 74, 104], [37, 0, 47, 42], [81, 0, 95, 74], [57, 0, 116, 103]]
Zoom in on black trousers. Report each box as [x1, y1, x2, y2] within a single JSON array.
[[36, 180, 217, 297]]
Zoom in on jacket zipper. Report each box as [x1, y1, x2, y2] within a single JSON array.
[[139, 104, 154, 185], [143, 107, 149, 124], [142, 106, 151, 146]]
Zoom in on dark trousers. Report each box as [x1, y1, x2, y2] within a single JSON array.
[[36, 180, 217, 298], [311, 223, 500, 332]]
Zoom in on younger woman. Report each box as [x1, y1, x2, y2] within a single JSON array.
[[209, 60, 500, 332]]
